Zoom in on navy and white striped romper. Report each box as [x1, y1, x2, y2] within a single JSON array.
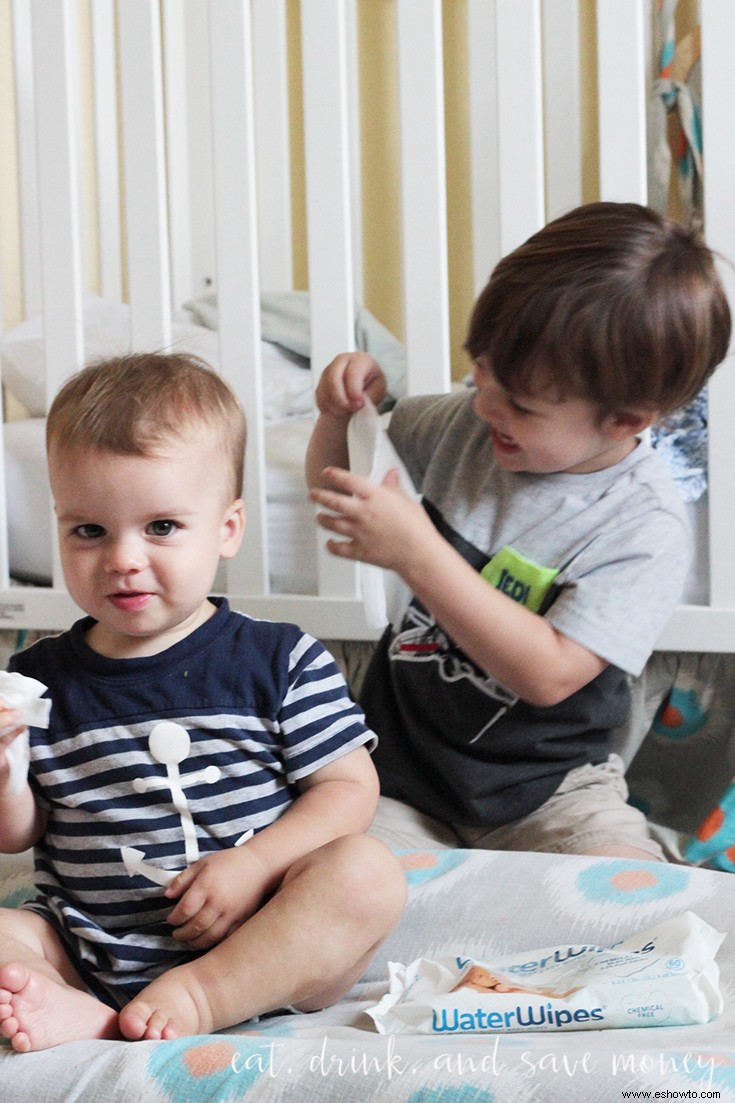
[[9, 598, 376, 1007]]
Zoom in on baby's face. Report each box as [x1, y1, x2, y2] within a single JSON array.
[[48, 434, 244, 658]]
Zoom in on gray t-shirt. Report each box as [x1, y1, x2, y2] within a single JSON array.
[[363, 390, 691, 829]]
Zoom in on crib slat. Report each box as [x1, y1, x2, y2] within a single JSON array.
[[179, 2, 216, 299], [469, 0, 582, 276], [118, 0, 172, 348], [0, 403, 9, 588], [396, 0, 450, 395], [30, 0, 85, 404], [208, 0, 269, 596], [91, 0, 122, 304], [345, 0, 364, 307], [542, 0, 582, 220], [659, 606, 735, 653], [700, 0, 735, 610], [300, 0, 362, 604], [11, 0, 42, 318], [300, 0, 356, 369], [596, 0, 647, 203], [495, 0, 545, 255], [467, 0, 501, 293], [30, 0, 85, 589], [251, 0, 293, 293], [161, 0, 193, 309]]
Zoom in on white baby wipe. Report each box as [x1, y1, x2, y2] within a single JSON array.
[[0, 670, 51, 794], [347, 397, 420, 630], [367, 912, 724, 1035]]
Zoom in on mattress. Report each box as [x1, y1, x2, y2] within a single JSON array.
[[0, 846, 733, 1102]]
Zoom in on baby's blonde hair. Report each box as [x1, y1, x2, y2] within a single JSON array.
[[46, 353, 247, 498]]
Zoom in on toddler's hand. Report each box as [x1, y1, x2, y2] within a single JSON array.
[[310, 466, 436, 575], [315, 352, 387, 419], [164, 846, 272, 950]]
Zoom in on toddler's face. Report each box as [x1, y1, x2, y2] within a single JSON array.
[[471, 361, 638, 475], [48, 434, 244, 658]]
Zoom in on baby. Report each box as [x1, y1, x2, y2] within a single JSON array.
[[0, 353, 406, 1051]]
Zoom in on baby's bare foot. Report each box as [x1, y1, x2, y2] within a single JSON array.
[[0, 963, 119, 1052], [119, 967, 212, 1042], [118, 998, 179, 1042]]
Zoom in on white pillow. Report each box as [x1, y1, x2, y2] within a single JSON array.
[[4, 419, 52, 583], [0, 294, 314, 421]]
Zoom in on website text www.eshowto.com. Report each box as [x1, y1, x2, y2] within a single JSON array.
[[620, 1094, 720, 1100], [227, 1036, 722, 1095]]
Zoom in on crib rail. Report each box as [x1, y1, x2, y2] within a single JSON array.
[[0, 0, 734, 648], [659, 0, 735, 651]]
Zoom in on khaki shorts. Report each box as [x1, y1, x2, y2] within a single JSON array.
[[369, 754, 664, 860]]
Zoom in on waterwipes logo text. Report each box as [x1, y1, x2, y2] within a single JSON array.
[[432, 1001, 605, 1032]]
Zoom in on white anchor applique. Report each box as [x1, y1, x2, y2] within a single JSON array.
[[120, 721, 253, 886]]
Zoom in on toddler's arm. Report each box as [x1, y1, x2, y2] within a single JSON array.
[[164, 746, 378, 950], [310, 467, 607, 707], [307, 354, 605, 707], [0, 703, 46, 852], [305, 352, 388, 488]]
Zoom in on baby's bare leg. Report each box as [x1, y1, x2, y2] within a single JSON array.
[[118, 834, 406, 1041], [0, 908, 119, 1052]]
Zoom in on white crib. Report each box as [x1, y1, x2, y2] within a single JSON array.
[[0, 0, 734, 651]]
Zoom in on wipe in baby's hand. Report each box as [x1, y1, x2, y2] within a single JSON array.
[[0, 671, 51, 794]]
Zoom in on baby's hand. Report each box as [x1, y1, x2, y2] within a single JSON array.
[[164, 846, 272, 950], [0, 705, 28, 792], [315, 352, 387, 419], [0, 703, 24, 738]]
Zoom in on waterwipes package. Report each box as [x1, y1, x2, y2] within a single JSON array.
[[367, 912, 724, 1035]]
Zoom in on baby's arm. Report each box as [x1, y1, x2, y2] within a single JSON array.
[[164, 746, 378, 950], [305, 352, 388, 488], [0, 705, 46, 852], [310, 467, 606, 707]]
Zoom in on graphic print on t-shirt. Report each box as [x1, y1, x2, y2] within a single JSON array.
[[389, 500, 565, 744], [120, 721, 252, 886], [390, 603, 518, 743], [480, 545, 559, 614]]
